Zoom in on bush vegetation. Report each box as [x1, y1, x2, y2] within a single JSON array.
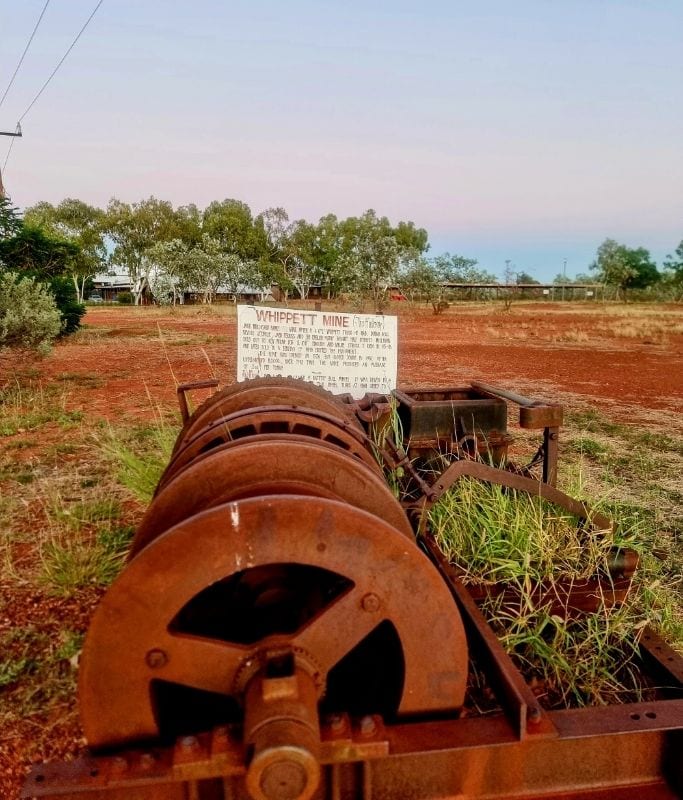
[[0, 272, 62, 352]]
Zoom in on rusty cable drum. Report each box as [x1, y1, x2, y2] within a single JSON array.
[[174, 378, 362, 454], [80, 495, 468, 751], [130, 437, 413, 557], [156, 405, 384, 493]]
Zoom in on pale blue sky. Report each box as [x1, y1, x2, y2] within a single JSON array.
[[1, 1, 681, 280]]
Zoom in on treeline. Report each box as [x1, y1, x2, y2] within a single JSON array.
[[2, 193, 683, 354], [555, 239, 683, 301], [9, 196, 499, 311]]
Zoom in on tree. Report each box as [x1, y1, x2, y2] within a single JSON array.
[[394, 220, 430, 254], [590, 239, 660, 299], [256, 207, 298, 302], [257, 211, 323, 301], [147, 235, 260, 305], [310, 214, 344, 298], [0, 196, 22, 240], [400, 252, 493, 312], [662, 240, 683, 300], [400, 257, 448, 312], [203, 199, 266, 261], [24, 199, 107, 302], [105, 197, 186, 304], [515, 271, 539, 285], [146, 239, 190, 305], [431, 253, 496, 283], [0, 224, 80, 277], [338, 211, 403, 312], [0, 272, 62, 352], [0, 224, 85, 334]]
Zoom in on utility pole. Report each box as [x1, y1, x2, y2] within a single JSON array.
[[561, 258, 567, 302], [0, 124, 23, 198]]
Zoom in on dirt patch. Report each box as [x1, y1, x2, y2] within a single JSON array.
[[33, 303, 683, 425]]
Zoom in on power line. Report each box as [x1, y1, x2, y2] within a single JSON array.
[[18, 0, 105, 124], [2, 134, 17, 172], [0, 0, 52, 111]]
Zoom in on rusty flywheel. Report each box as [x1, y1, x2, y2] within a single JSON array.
[[156, 405, 382, 493], [131, 437, 413, 557], [173, 377, 361, 454], [80, 495, 468, 750]]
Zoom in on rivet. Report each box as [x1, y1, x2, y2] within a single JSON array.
[[139, 753, 155, 770], [361, 593, 380, 613], [328, 714, 345, 733], [359, 715, 377, 736], [111, 756, 128, 774], [145, 649, 167, 669], [180, 735, 199, 751]]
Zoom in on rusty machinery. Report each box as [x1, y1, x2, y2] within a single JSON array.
[[23, 378, 683, 800]]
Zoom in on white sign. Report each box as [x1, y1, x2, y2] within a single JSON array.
[[237, 306, 398, 398]]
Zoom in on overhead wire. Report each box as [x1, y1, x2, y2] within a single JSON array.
[[18, 0, 106, 124], [2, 0, 105, 181], [2, 133, 17, 173], [0, 0, 51, 110]]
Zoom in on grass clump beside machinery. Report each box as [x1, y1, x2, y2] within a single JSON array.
[[429, 477, 678, 709]]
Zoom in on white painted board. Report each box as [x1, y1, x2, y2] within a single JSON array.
[[237, 305, 398, 398]]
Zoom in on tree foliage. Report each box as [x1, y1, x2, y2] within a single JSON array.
[[24, 199, 107, 301], [0, 196, 22, 239], [590, 239, 660, 298], [400, 252, 493, 312], [663, 240, 683, 300], [0, 211, 85, 335], [106, 197, 187, 304], [0, 272, 62, 352]]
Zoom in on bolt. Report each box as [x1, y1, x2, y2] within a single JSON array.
[[139, 753, 155, 770], [361, 593, 381, 613], [527, 706, 542, 726], [328, 714, 345, 733], [180, 735, 199, 751], [145, 649, 167, 669], [213, 725, 229, 740], [111, 756, 127, 775], [359, 715, 377, 737]]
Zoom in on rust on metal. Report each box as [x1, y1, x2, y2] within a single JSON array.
[[174, 377, 361, 453], [176, 379, 220, 424], [157, 405, 384, 491], [24, 378, 683, 800]]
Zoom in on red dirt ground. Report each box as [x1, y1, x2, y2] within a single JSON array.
[[38, 303, 683, 425]]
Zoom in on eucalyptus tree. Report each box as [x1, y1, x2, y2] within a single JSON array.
[[105, 197, 189, 304], [663, 240, 683, 300], [203, 199, 266, 261], [590, 239, 660, 300], [24, 198, 107, 301], [336, 210, 428, 312]]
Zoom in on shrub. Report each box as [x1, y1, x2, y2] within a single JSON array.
[[48, 276, 85, 335], [0, 272, 62, 351], [117, 291, 133, 305]]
